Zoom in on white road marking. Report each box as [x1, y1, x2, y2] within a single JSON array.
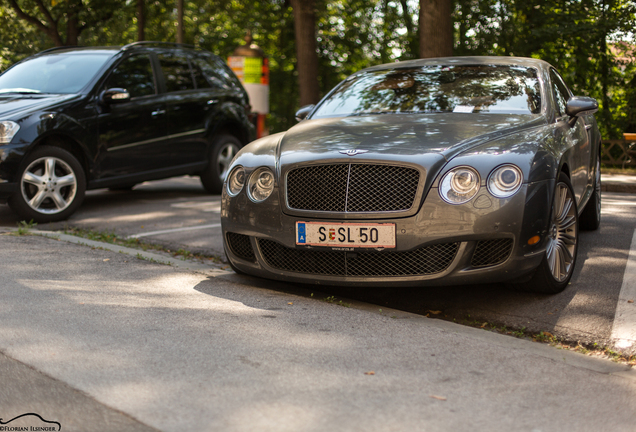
[[127, 223, 222, 239], [171, 201, 221, 213], [611, 229, 636, 349]]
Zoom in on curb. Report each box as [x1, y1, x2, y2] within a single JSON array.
[[602, 183, 636, 193], [29, 229, 233, 278]]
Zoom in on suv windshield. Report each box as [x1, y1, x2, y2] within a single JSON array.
[[312, 65, 542, 118], [0, 52, 114, 94]]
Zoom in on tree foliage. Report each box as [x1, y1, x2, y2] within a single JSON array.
[[0, 0, 634, 136]]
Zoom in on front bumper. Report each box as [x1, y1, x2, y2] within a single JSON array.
[[0, 145, 26, 201], [221, 180, 554, 287]]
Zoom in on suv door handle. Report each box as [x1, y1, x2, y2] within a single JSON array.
[[151, 109, 166, 117]]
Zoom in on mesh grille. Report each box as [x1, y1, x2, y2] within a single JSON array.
[[287, 164, 348, 212], [226, 233, 255, 262], [287, 163, 420, 213], [471, 239, 513, 268], [258, 239, 458, 277]]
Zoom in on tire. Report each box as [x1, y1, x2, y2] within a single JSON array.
[[8, 146, 86, 223], [514, 172, 578, 294], [579, 156, 601, 231], [200, 133, 241, 194]]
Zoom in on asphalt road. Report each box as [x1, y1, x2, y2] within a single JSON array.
[[1, 175, 635, 354], [1, 233, 635, 432]]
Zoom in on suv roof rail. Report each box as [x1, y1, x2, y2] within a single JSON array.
[[37, 45, 83, 55], [122, 41, 196, 51]]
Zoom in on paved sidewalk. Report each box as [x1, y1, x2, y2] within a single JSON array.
[[602, 172, 636, 193], [1, 232, 635, 432]]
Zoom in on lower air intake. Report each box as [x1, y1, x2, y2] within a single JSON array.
[[257, 239, 459, 277], [471, 239, 513, 268]]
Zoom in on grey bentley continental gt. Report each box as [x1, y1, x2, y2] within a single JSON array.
[[221, 57, 601, 293]]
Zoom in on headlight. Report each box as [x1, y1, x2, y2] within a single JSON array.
[[487, 164, 523, 198], [0, 121, 20, 144], [247, 167, 275, 202], [227, 166, 245, 196], [439, 166, 480, 204]]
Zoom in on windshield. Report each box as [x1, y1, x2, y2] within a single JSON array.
[[312, 65, 542, 118], [0, 52, 114, 94]]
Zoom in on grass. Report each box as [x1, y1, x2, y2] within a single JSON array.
[[62, 226, 223, 264], [13, 220, 37, 235], [459, 316, 635, 366], [322, 295, 351, 308]]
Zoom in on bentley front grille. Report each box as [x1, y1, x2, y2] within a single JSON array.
[[257, 239, 459, 277], [471, 238, 513, 268], [286, 163, 420, 213]]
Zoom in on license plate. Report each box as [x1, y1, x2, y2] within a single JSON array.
[[295, 221, 396, 248]]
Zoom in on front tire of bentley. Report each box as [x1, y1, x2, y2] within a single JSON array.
[[515, 172, 578, 294]]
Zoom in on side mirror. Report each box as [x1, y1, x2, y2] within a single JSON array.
[[295, 104, 315, 122], [566, 96, 598, 127], [101, 88, 131, 104]]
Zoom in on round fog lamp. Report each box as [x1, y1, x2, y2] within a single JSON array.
[[488, 164, 523, 198], [227, 166, 245, 196], [439, 166, 480, 204], [248, 167, 275, 202]]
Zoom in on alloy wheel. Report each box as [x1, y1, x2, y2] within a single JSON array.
[[217, 143, 239, 182], [546, 182, 578, 282], [20, 156, 77, 215]]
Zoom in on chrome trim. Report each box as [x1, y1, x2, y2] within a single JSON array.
[[107, 128, 206, 152]]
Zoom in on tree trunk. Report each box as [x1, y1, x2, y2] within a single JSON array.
[[399, 0, 418, 57], [291, 0, 320, 107], [176, 0, 184, 43], [66, 0, 81, 46], [419, 0, 453, 58], [137, 0, 145, 41]]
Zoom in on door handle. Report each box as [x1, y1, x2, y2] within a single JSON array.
[[151, 109, 166, 117]]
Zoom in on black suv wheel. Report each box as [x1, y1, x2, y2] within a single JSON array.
[[9, 146, 86, 223], [200, 134, 242, 194]]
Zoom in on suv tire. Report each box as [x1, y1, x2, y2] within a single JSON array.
[[9, 146, 86, 223], [200, 133, 241, 194]]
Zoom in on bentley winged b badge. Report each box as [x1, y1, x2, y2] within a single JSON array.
[[339, 149, 369, 156]]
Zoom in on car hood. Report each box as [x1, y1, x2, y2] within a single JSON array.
[[0, 93, 80, 118], [278, 113, 546, 169]]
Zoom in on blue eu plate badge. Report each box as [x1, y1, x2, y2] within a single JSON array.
[[297, 222, 306, 243]]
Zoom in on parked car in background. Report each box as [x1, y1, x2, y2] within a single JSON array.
[[0, 42, 255, 222], [221, 57, 601, 294]]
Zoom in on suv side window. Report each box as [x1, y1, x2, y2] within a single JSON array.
[[158, 52, 195, 92], [550, 69, 571, 117], [194, 54, 242, 91], [106, 55, 156, 98], [191, 62, 211, 89]]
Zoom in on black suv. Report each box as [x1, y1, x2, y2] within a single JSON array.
[[0, 42, 255, 222]]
